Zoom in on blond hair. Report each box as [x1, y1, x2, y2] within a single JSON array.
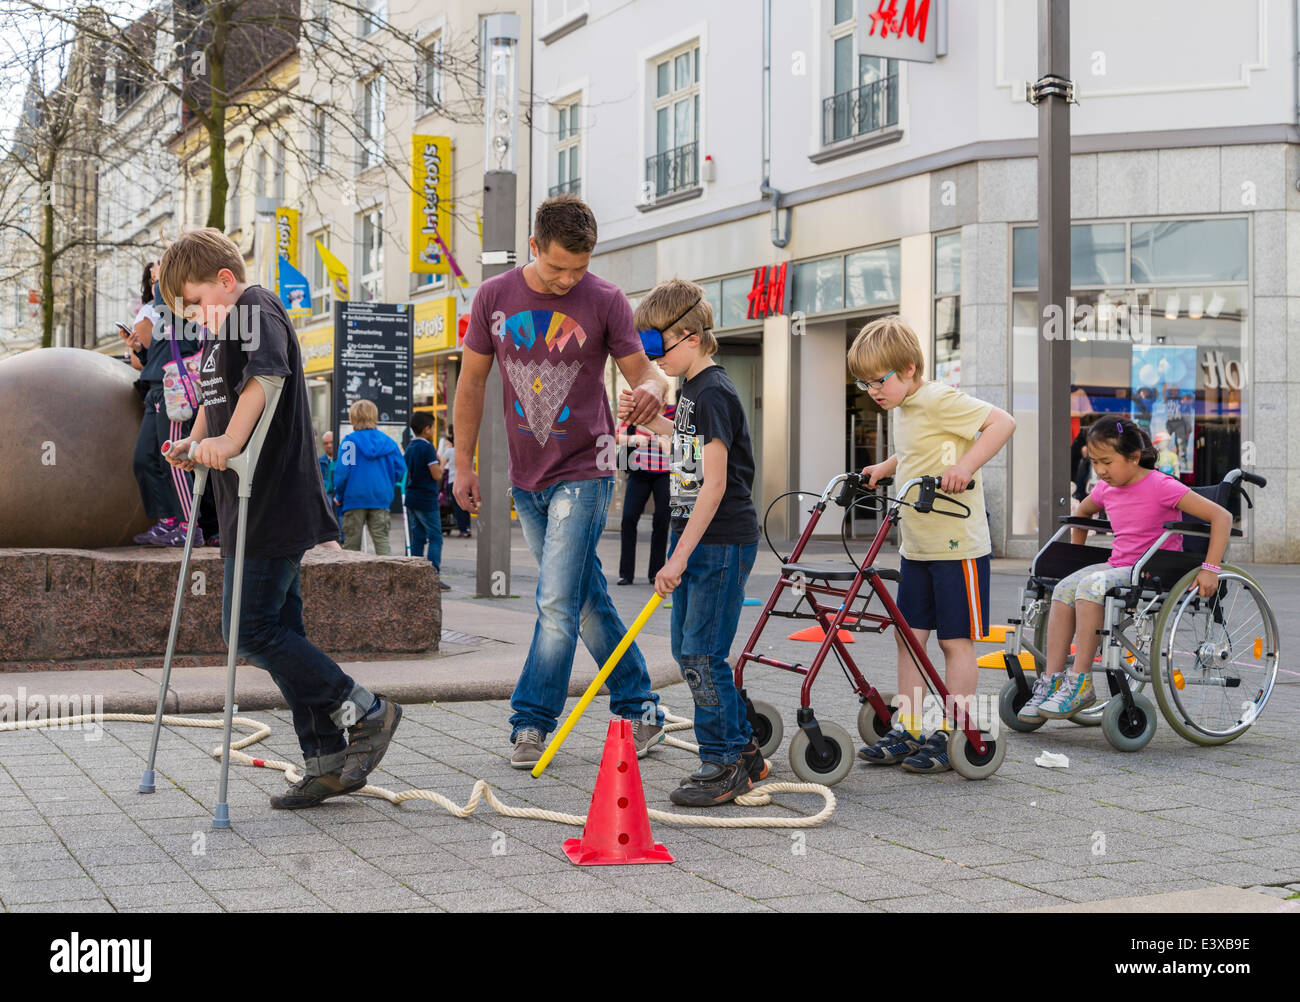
[[158, 227, 246, 308], [349, 399, 379, 429], [848, 315, 925, 381], [633, 278, 717, 356]]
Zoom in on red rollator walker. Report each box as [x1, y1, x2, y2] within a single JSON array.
[[735, 473, 1007, 785]]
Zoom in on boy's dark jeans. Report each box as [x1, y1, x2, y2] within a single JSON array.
[[221, 553, 359, 767], [669, 535, 757, 764]]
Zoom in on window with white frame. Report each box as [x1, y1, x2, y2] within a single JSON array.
[[358, 0, 385, 37], [418, 35, 444, 114], [543, 0, 587, 30], [358, 75, 385, 171], [228, 163, 241, 231], [308, 0, 329, 45], [191, 172, 204, 226], [255, 148, 268, 199], [550, 96, 581, 197], [309, 107, 328, 172], [310, 230, 332, 318], [648, 42, 700, 198], [824, 0, 898, 146], [356, 209, 383, 302], [272, 133, 285, 202]]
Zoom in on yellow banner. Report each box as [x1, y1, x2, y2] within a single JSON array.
[[299, 323, 333, 375], [316, 239, 349, 302], [413, 295, 457, 354], [411, 135, 452, 275], [275, 208, 299, 269]]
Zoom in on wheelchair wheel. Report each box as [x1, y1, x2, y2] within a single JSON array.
[[1101, 692, 1157, 752], [1149, 566, 1280, 746], [749, 700, 784, 759], [947, 728, 1006, 780], [856, 692, 896, 744], [998, 679, 1046, 733], [789, 721, 854, 786]]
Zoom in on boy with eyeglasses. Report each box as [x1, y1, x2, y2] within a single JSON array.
[[849, 316, 1016, 773]]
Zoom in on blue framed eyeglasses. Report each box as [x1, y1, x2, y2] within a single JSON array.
[[638, 295, 703, 360], [855, 370, 895, 393]]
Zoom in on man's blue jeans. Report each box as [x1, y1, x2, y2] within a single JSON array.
[[669, 535, 757, 765], [510, 477, 662, 739], [408, 505, 443, 572], [222, 554, 357, 763]]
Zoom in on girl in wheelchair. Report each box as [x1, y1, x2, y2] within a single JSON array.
[[1019, 418, 1232, 723]]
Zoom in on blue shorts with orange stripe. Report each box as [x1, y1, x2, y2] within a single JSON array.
[[896, 555, 991, 641]]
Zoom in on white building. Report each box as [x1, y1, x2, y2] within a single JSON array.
[[530, 0, 1299, 562]]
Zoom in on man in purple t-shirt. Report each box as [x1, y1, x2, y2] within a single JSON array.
[[453, 195, 671, 770]]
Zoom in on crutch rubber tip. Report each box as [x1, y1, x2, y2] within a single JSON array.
[[138, 770, 155, 794], [212, 805, 231, 829]]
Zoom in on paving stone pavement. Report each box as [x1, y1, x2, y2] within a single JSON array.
[[0, 529, 1296, 912]]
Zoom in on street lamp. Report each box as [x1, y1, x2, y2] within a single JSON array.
[[475, 11, 520, 599]]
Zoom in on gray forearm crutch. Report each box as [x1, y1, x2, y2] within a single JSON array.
[[213, 374, 285, 829]]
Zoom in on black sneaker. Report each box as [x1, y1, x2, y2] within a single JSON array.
[[740, 739, 770, 782], [900, 731, 952, 774], [270, 771, 364, 809], [339, 696, 403, 787], [669, 760, 752, 807], [857, 725, 924, 765]]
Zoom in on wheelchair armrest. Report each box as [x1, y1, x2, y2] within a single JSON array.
[[1058, 516, 1113, 533], [1161, 520, 1243, 538]]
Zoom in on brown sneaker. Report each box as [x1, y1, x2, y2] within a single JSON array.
[[339, 696, 403, 787], [270, 771, 364, 810]]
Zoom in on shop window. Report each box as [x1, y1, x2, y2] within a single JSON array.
[[792, 256, 844, 315], [720, 274, 752, 328], [1012, 223, 1127, 288], [1131, 219, 1248, 283], [699, 280, 721, 327], [933, 231, 961, 386], [845, 244, 900, 309]]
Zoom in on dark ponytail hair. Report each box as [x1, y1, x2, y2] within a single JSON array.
[[140, 261, 156, 305], [1086, 416, 1157, 469]]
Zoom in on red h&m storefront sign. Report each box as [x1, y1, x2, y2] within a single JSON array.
[[746, 262, 788, 320], [860, 0, 945, 63]]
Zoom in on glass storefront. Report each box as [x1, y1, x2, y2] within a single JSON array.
[[1010, 217, 1248, 539]]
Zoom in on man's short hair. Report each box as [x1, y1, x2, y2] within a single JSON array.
[[158, 228, 246, 308], [534, 194, 598, 254], [349, 399, 379, 430], [848, 315, 925, 381], [633, 278, 717, 356], [410, 412, 435, 435]]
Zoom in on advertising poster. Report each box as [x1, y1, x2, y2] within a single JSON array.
[[1130, 345, 1196, 477]]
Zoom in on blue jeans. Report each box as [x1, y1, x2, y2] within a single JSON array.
[[510, 477, 662, 739], [222, 554, 357, 762], [407, 505, 443, 572], [669, 534, 757, 765]]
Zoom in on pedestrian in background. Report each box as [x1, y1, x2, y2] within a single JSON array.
[[335, 400, 405, 554], [615, 402, 674, 585], [440, 426, 471, 537], [406, 412, 451, 590], [318, 430, 344, 542]]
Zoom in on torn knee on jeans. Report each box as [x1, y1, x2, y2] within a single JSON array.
[[680, 655, 720, 707]]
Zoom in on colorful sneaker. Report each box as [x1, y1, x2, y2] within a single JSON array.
[[157, 522, 203, 548], [740, 739, 770, 782], [1037, 671, 1096, 719], [858, 725, 924, 765], [134, 520, 173, 546], [669, 760, 752, 807], [1017, 672, 1064, 723], [901, 731, 952, 773], [206, 533, 221, 547]]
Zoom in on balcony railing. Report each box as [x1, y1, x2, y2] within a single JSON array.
[[645, 141, 698, 200], [548, 177, 581, 197], [822, 75, 898, 147]]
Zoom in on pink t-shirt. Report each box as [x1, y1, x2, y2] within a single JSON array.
[[1090, 471, 1190, 568], [464, 267, 643, 492]]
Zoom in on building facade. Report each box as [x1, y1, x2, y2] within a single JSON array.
[[531, 0, 1300, 562]]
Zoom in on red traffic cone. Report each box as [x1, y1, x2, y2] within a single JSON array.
[[563, 719, 674, 866], [788, 615, 858, 643]]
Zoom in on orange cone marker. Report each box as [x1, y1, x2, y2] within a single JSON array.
[[563, 719, 674, 866]]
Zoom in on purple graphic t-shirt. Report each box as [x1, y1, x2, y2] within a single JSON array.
[[464, 267, 642, 492]]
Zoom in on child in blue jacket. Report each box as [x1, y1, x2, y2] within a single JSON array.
[[335, 399, 405, 554]]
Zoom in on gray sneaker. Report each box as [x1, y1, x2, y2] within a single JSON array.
[[1017, 673, 1063, 723], [510, 728, 547, 770], [631, 720, 664, 758]]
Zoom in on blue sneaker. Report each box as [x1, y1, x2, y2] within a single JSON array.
[[901, 731, 952, 773], [858, 725, 924, 765]]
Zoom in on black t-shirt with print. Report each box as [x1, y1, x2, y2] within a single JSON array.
[[670, 364, 759, 546], [197, 284, 337, 559]]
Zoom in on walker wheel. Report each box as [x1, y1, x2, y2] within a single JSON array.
[[998, 679, 1046, 733], [947, 728, 1006, 780], [856, 692, 896, 743], [1101, 693, 1157, 752], [789, 721, 855, 786], [749, 700, 783, 759]]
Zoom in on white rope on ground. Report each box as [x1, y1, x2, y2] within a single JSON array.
[[0, 708, 836, 829]]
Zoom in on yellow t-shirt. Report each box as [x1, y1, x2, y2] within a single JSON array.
[[892, 380, 994, 560]]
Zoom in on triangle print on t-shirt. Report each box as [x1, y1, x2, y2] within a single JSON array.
[[501, 308, 590, 447]]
